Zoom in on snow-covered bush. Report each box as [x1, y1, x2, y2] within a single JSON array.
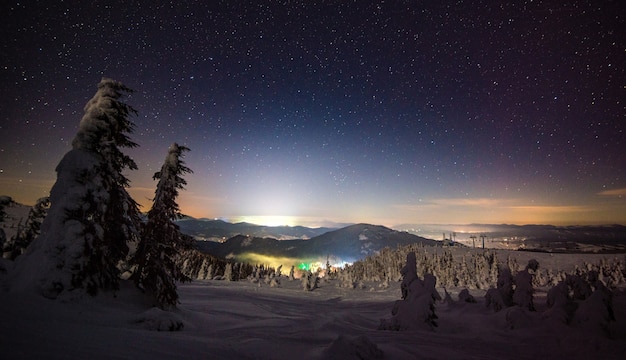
[[458, 288, 476, 303], [134, 307, 184, 331]]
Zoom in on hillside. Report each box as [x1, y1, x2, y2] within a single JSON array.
[[195, 223, 441, 265]]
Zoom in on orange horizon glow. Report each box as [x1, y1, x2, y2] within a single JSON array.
[[3, 182, 625, 228]]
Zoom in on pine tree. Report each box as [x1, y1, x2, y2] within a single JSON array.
[[512, 260, 537, 311], [5, 197, 50, 260], [11, 78, 143, 297], [289, 265, 295, 280], [0, 196, 11, 253], [223, 262, 233, 281], [131, 143, 193, 309], [0, 195, 9, 222]]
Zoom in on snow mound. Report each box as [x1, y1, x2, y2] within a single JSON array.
[[323, 335, 383, 360], [505, 307, 533, 329], [133, 307, 184, 331]]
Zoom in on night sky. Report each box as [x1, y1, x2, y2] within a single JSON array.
[[1, 1, 624, 227]]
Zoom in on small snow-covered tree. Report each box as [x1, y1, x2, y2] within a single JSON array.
[[0, 196, 13, 256], [512, 260, 537, 311], [5, 197, 50, 260], [130, 143, 193, 309], [496, 265, 514, 307], [205, 264, 214, 280], [289, 265, 295, 280], [10, 79, 143, 298], [543, 280, 576, 324], [223, 262, 234, 281], [302, 270, 319, 291], [379, 252, 438, 331], [400, 252, 419, 300], [0, 195, 10, 222]]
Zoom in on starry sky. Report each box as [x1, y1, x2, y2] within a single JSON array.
[[1, 0, 624, 227]]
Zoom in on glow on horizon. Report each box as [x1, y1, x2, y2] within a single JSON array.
[[5, 178, 626, 227], [172, 193, 626, 227], [232, 215, 300, 227]]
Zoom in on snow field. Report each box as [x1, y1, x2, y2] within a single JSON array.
[[2, 267, 625, 360]]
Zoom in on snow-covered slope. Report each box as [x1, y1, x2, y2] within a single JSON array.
[[1, 249, 625, 359]]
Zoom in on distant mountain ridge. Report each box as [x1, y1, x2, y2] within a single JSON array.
[[195, 223, 440, 263], [176, 218, 335, 241], [395, 223, 626, 253]]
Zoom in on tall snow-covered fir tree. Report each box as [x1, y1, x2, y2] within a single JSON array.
[[130, 143, 193, 309], [10, 78, 143, 298]]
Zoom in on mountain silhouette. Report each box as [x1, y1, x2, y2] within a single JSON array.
[[194, 223, 440, 262]]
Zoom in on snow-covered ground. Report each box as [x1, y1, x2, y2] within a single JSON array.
[[2, 260, 625, 360], [2, 200, 625, 359]]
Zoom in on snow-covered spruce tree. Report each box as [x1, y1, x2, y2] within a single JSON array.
[[543, 280, 577, 324], [130, 143, 193, 309], [10, 79, 143, 298], [485, 263, 515, 312], [289, 265, 295, 280], [5, 197, 50, 260], [0, 196, 12, 254], [0, 195, 9, 222], [512, 260, 537, 311], [379, 252, 438, 331], [301, 270, 319, 291], [223, 262, 234, 281], [572, 280, 616, 336]]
